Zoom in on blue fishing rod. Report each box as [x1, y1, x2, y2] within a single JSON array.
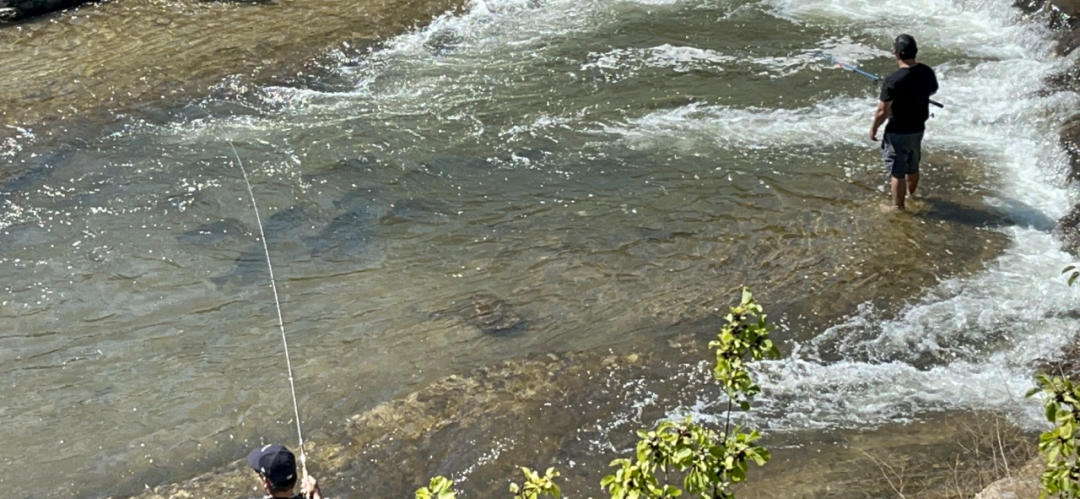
[[820, 54, 944, 108]]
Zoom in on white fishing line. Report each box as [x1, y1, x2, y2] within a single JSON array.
[[225, 138, 309, 478], [187, 100, 310, 477]]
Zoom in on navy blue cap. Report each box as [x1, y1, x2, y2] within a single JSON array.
[[247, 444, 297, 488], [894, 34, 918, 59]]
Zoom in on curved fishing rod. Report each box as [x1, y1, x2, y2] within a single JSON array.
[[818, 54, 944, 109], [189, 104, 309, 479]]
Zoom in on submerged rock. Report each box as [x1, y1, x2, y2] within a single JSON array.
[[206, 192, 388, 287], [209, 206, 315, 288], [417, 156, 494, 179], [302, 207, 380, 263], [301, 156, 380, 187], [463, 292, 525, 335], [1057, 202, 1080, 255], [434, 292, 526, 336], [1, 222, 55, 248], [176, 218, 250, 247]]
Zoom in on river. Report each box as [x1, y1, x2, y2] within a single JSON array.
[[2, 0, 1079, 497]]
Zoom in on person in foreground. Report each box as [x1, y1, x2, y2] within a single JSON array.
[[247, 444, 324, 499], [869, 33, 939, 211]]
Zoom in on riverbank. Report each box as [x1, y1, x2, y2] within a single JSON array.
[[1036, 0, 1080, 250], [0, 0, 466, 182], [119, 343, 1040, 499]]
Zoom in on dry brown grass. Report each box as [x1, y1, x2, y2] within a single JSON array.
[[862, 411, 1038, 499]]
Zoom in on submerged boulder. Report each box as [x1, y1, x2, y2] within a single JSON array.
[[176, 218, 250, 247], [432, 292, 527, 336]]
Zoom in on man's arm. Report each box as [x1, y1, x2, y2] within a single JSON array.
[[869, 99, 891, 142]]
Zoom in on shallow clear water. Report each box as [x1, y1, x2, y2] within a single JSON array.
[[1, 0, 1079, 497]]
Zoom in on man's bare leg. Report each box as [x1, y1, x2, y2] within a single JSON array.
[[906, 173, 919, 196], [891, 176, 907, 210]]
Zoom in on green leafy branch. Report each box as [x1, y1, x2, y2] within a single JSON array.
[[600, 418, 769, 499], [510, 467, 562, 499], [417, 468, 561, 499], [710, 288, 780, 414], [1028, 374, 1080, 498], [415, 476, 457, 499]]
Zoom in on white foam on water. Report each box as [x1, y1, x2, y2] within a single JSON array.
[[604, 97, 871, 150], [253, 0, 734, 118], [581, 38, 886, 81], [764, 0, 1052, 59], [814, 36, 891, 64], [748, 228, 1080, 430], [582, 45, 737, 76], [1, 125, 34, 160]]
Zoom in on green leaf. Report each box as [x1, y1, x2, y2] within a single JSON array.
[[752, 448, 771, 466]]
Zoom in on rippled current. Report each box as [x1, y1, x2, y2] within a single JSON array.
[[2, 0, 1080, 497]]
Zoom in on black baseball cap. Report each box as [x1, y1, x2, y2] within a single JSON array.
[[893, 34, 918, 59], [247, 444, 297, 488]]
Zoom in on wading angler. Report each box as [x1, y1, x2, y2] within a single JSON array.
[[869, 33, 940, 211]]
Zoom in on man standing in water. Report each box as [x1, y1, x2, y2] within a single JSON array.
[[247, 444, 324, 499], [869, 33, 939, 211]]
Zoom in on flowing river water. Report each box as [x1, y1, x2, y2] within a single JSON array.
[[3, 0, 1080, 497]]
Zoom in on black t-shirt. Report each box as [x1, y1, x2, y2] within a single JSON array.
[[880, 63, 939, 134]]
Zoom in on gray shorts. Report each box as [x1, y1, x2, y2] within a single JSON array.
[[881, 131, 923, 179]]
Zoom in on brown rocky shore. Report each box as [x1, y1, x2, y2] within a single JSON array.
[[1034, 0, 1080, 251]]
